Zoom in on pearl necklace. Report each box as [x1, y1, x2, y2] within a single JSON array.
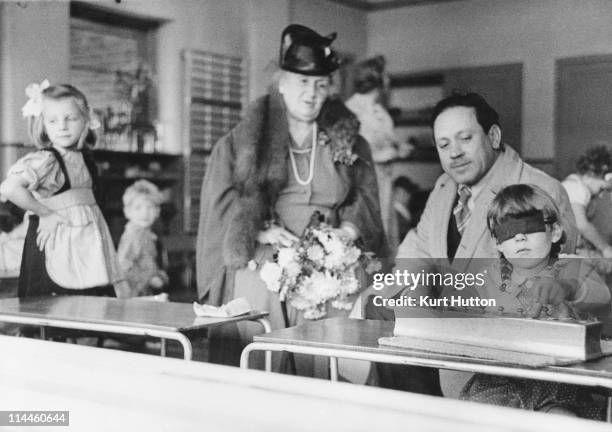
[[289, 123, 317, 186]]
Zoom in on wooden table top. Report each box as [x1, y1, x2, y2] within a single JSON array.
[[254, 317, 612, 379], [0, 296, 267, 332]]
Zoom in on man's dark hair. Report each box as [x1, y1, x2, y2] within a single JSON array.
[[576, 145, 612, 177], [430, 91, 501, 134]]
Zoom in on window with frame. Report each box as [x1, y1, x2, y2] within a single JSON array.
[[69, 2, 161, 151]]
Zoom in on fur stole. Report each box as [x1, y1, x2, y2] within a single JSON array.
[[222, 91, 361, 269]]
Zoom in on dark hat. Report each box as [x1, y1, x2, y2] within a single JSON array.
[[279, 24, 340, 76]]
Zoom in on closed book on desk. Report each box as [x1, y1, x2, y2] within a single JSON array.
[[380, 310, 603, 364]]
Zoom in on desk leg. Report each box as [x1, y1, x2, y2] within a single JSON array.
[[39, 326, 47, 340], [256, 318, 272, 372], [329, 357, 339, 382], [175, 334, 193, 361], [160, 338, 167, 357], [607, 396, 611, 423], [240, 344, 258, 370]]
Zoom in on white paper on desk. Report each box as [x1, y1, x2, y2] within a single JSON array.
[[193, 297, 251, 318]]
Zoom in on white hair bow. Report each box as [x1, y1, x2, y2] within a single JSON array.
[[21, 79, 50, 118]]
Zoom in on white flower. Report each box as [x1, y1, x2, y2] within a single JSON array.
[[306, 244, 325, 265], [339, 272, 360, 295], [314, 229, 332, 248], [342, 246, 361, 266], [21, 79, 50, 118], [284, 261, 301, 279], [299, 271, 340, 304], [277, 247, 298, 267], [324, 250, 345, 269], [247, 260, 258, 271], [259, 261, 283, 293]]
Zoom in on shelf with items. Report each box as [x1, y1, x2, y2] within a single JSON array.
[[387, 71, 444, 162], [388, 63, 523, 154]]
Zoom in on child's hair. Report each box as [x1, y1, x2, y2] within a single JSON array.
[[28, 84, 97, 149], [487, 183, 564, 258], [123, 180, 163, 209], [576, 145, 611, 177], [353, 55, 386, 94]]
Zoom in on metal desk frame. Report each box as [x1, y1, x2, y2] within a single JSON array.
[[241, 323, 612, 421], [0, 297, 271, 362]]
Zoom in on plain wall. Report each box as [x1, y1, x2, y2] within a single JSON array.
[[245, 0, 291, 99], [290, 0, 367, 60], [367, 0, 612, 160]]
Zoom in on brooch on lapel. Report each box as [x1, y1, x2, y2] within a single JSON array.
[[317, 98, 360, 166]]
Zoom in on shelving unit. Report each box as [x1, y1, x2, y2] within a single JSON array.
[[182, 49, 247, 233]]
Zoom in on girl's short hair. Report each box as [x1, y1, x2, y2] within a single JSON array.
[[122, 180, 163, 209], [353, 55, 386, 94], [28, 84, 97, 149], [487, 184, 564, 256], [576, 145, 611, 177]]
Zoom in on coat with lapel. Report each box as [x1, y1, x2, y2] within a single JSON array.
[[396, 145, 577, 275], [196, 90, 388, 305]]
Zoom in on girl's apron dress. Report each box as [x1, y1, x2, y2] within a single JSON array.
[[15, 147, 122, 297]]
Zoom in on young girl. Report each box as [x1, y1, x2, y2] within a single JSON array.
[[0, 81, 128, 298], [459, 184, 610, 419]]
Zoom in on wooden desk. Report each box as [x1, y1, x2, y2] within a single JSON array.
[[0, 296, 270, 361], [1, 335, 610, 432], [241, 318, 612, 420]]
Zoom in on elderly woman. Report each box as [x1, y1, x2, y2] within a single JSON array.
[[196, 24, 388, 370]]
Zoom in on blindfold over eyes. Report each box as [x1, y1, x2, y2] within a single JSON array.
[[492, 211, 548, 243]]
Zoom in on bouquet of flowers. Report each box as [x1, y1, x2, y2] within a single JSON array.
[[257, 214, 380, 320]]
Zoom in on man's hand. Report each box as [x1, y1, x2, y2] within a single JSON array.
[[528, 276, 577, 318], [257, 225, 298, 247], [36, 212, 67, 251]]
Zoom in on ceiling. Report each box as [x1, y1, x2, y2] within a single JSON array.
[[326, 0, 463, 11]]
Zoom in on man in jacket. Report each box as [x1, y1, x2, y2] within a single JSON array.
[[367, 92, 577, 396]]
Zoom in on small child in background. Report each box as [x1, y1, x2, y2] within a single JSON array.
[[0, 80, 127, 297], [118, 180, 169, 298], [390, 176, 429, 244], [562, 145, 612, 258], [460, 184, 610, 419]]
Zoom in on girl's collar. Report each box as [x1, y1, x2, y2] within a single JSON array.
[[499, 255, 560, 293], [51, 145, 68, 155]]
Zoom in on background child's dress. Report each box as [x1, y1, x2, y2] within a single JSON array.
[[118, 221, 168, 297], [9, 147, 126, 297]]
